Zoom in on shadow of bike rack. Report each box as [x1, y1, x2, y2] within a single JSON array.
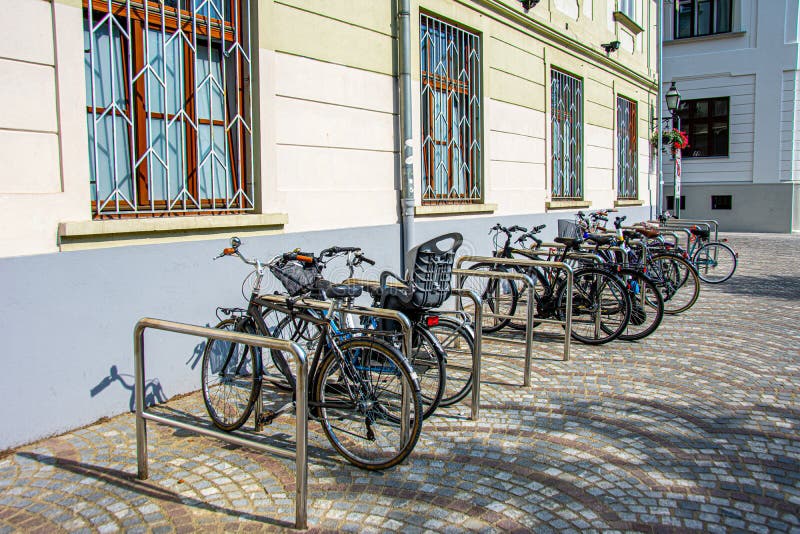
[[133, 318, 309, 529], [454, 256, 574, 384]]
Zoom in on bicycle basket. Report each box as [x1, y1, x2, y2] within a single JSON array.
[[269, 260, 320, 296], [557, 219, 581, 239]]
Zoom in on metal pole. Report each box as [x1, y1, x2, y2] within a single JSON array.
[[398, 0, 414, 272], [523, 284, 534, 387], [657, 0, 664, 217], [451, 288, 482, 421], [134, 328, 148, 480], [673, 114, 682, 218]]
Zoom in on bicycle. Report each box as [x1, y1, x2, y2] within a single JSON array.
[[201, 238, 423, 470], [460, 224, 632, 345], [656, 213, 737, 284], [269, 246, 448, 420]]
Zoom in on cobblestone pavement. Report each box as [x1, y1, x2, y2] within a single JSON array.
[[2, 233, 799, 533]]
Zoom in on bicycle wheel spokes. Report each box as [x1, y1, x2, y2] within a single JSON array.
[[561, 269, 630, 345], [649, 254, 700, 314], [429, 318, 475, 406], [409, 328, 445, 419], [459, 264, 516, 333], [316, 339, 422, 470]]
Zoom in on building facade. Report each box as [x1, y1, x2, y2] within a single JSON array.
[[661, 0, 800, 232], [0, 0, 658, 449]]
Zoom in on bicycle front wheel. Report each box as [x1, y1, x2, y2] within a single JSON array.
[[201, 318, 262, 432], [314, 338, 423, 470], [693, 242, 737, 284]]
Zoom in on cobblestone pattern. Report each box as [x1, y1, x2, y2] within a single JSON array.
[[1, 233, 798, 532]]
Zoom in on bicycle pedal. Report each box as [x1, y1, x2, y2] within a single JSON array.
[[259, 410, 279, 425]]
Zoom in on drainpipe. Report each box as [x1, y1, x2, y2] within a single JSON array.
[[656, 0, 664, 219], [398, 0, 414, 274]]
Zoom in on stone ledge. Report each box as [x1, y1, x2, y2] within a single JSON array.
[[545, 200, 591, 210], [59, 213, 288, 238], [415, 203, 497, 216], [613, 11, 644, 35], [614, 199, 644, 207]]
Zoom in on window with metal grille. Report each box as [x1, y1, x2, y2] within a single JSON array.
[[616, 96, 638, 199], [420, 14, 482, 204], [675, 0, 731, 39], [83, 0, 253, 218], [619, 0, 635, 19], [551, 69, 583, 199], [677, 96, 729, 158]]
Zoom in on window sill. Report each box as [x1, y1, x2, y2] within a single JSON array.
[[546, 200, 591, 210], [415, 203, 497, 217], [614, 199, 644, 207], [664, 30, 746, 45], [58, 213, 288, 250], [613, 11, 644, 35]]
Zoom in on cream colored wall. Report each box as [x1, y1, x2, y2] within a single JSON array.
[[0, 0, 89, 258], [0, 0, 658, 257]]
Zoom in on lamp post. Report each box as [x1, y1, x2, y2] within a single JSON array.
[[665, 82, 682, 218]]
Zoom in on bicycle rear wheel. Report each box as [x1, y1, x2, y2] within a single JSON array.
[[314, 338, 422, 470], [201, 318, 262, 432], [648, 253, 700, 314], [615, 269, 664, 341], [458, 263, 517, 333], [410, 325, 446, 419], [556, 267, 631, 345], [428, 317, 475, 406], [693, 242, 737, 284]]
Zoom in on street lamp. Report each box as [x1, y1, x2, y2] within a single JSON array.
[[665, 82, 682, 218]]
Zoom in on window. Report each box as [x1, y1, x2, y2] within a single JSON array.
[[616, 96, 638, 199], [675, 0, 731, 39], [676, 97, 729, 158], [619, 0, 635, 20], [420, 15, 482, 204], [83, 0, 253, 218], [551, 69, 583, 199], [711, 195, 732, 209], [666, 195, 686, 210]]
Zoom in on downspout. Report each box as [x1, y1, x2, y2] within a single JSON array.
[[656, 0, 664, 218], [398, 0, 414, 273]]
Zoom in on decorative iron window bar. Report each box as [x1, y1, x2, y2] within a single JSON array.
[[616, 96, 638, 199], [84, 0, 254, 218], [551, 69, 583, 200], [420, 14, 482, 205]]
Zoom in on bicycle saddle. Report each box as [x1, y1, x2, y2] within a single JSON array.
[[690, 227, 710, 239], [324, 284, 363, 299], [554, 236, 583, 249], [585, 233, 615, 246], [635, 227, 660, 239]]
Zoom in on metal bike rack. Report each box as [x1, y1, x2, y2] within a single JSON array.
[[134, 318, 309, 529], [339, 280, 484, 421], [253, 293, 416, 444], [454, 256, 574, 376]]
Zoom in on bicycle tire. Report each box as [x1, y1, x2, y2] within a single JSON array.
[[555, 267, 631, 345], [428, 317, 475, 406], [458, 263, 518, 333], [693, 242, 737, 284], [410, 325, 446, 419], [614, 269, 664, 341], [314, 338, 423, 470], [201, 318, 262, 432], [648, 253, 700, 314]]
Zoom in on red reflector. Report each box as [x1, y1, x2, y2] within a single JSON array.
[[426, 316, 440, 327]]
